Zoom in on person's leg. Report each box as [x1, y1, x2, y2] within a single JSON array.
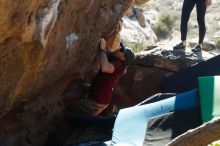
[[180, 0, 196, 42], [75, 98, 109, 116], [196, 0, 206, 45], [191, 0, 206, 52], [174, 0, 196, 50]]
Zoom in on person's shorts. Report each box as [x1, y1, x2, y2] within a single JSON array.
[[75, 98, 109, 116]]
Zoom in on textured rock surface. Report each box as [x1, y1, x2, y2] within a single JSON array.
[[167, 118, 220, 146], [120, 16, 157, 50], [0, 0, 134, 145], [121, 1, 158, 50], [135, 0, 150, 5]]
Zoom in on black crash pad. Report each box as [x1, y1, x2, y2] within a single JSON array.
[[163, 55, 220, 93]]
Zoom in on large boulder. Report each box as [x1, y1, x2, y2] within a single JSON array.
[[167, 118, 220, 146], [120, 16, 157, 50], [121, 1, 158, 50], [0, 0, 134, 145], [112, 45, 216, 108]]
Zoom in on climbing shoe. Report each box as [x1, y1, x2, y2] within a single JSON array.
[[191, 45, 202, 52], [173, 42, 186, 50]]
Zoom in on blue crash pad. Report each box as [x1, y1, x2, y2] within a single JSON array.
[[111, 90, 199, 146]]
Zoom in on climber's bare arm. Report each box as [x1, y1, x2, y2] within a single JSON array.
[[100, 38, 115, 73]]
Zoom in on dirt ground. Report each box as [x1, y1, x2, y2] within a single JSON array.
[[146, 0, 220, 45]]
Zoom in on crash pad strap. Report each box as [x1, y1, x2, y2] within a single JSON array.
[[198, 76, 220, 122]]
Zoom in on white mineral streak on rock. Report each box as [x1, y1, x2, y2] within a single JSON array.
[[85, 0, 94, 13], [41, 0, 62, 48], [65, 32, 78, 49]]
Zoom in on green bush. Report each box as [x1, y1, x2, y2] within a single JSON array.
[[214, 38, 220, 49], [160, 14, 175, 30], [152, 23, 170, 39], [152, 14, 175, 40], [132, 42, 143, 53]]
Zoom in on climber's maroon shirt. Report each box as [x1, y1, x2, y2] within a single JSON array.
[[88, 60, 125, 105]]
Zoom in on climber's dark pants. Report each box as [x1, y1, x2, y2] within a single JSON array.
[[181, 0, 206, 44]]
